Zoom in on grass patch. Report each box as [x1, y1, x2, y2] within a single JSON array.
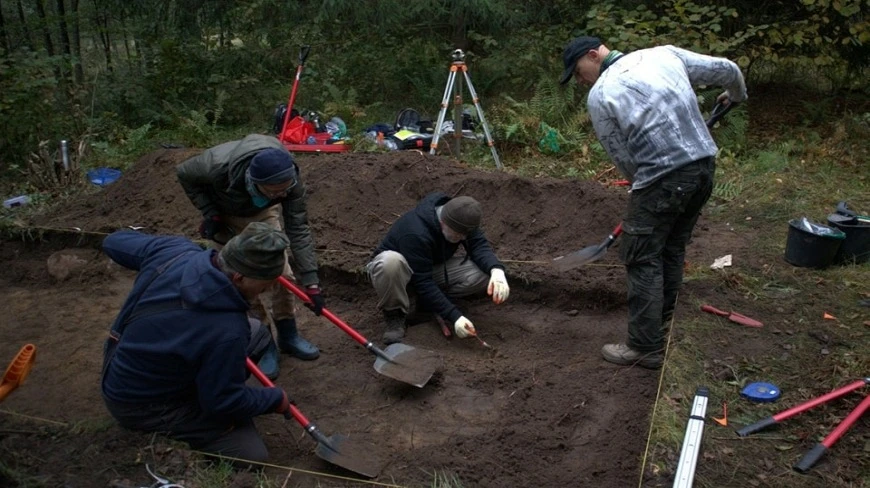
[[648, 112, 869, 487]]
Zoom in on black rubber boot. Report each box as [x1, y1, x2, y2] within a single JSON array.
[[275, 318, 320, 360], [382, 311, 407, 345], [257, 337, 280, 380]]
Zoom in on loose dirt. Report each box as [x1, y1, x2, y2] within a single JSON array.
[[1, 147, 762, 487]]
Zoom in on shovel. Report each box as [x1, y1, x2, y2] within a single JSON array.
[[245, 358, 385, 478], [278, 277, 440, 388], [700, 304, 763, 328], [0, 344, 36, 403], [552, 222, 622, 271], [552, 101, 736, 270]]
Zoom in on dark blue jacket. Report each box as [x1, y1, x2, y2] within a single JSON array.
[[101, 231, 283, 421], [373, 192, 504, 322]]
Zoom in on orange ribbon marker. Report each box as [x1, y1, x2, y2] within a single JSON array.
[[713, 402, 728, 426]]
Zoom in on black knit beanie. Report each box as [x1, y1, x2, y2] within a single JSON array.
[[220, 222, 289, 279], [442, 196, 482, 234]]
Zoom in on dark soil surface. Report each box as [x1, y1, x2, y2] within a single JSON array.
[[0, 144, 834, 487]]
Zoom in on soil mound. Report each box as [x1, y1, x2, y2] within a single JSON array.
[[32, 148, 630, 309]]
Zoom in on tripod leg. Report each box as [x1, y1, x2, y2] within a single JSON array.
[[430, 70, 457, 155], [462, 70, 503, 170], [793, 394, 870, 473]]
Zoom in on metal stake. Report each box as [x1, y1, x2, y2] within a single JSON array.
[[430, 49, 503, 170], [673, 387, 709, 488]]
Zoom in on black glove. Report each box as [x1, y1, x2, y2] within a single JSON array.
[[275, 389, 295, 415], [199, 215, 223, 240], [304, 285, 325, 316]]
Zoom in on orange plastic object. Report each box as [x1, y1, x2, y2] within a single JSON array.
[[0, 344, 37, 402], [713, 402, 728, 426]]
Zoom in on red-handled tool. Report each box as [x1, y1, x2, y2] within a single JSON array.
[[552, 222, 623, 270], [278, 277, 439, 388], [0, 344, 36, 403], [245, 358, 385, 478], [735, 378, 869, 474], [700, 304, 763, 328]]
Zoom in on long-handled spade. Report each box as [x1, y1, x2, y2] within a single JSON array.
[[245, 358, 386, 478], [278, 277, 440, 388], [552, 101, 736, 271], [552, 222, 622, 271]]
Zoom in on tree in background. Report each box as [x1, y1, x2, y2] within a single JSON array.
[[0, 0, 867, 189]]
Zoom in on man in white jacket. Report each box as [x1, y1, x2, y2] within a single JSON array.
[[560, 36, 747, 368]]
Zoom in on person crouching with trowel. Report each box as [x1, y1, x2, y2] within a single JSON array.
[[366, 192, 510, 344]]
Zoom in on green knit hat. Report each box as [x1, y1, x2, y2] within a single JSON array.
[[220, 222, 289, 279]]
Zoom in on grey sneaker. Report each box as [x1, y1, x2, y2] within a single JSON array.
[[601, 343, 663, 369]]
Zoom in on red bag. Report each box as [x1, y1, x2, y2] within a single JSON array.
[[281, 116, 315, 144]]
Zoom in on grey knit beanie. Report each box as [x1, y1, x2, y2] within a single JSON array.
[[442, 196, 482, 234], [220, 222, 289, 279]]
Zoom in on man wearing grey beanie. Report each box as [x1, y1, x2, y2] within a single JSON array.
[[177, 134, 325, 380], [101, 222, 295, 468], [367, 192, 510, 344]]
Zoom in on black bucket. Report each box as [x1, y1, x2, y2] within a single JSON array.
[[827, 214, 870, 264], [784, 219, 846, 269]]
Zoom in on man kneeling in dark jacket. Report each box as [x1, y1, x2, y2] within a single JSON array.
[[101, 222, 294, 467], [367, 192, 510, 344]]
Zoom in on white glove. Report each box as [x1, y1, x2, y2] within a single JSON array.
[[487, 268, 509, 304], [454, 316, 476, 338]]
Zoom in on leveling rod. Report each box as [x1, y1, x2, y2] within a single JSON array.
[[673, 387, 709, 488]]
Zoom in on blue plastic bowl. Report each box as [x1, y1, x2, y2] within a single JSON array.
[[87, 167, 122, 187]]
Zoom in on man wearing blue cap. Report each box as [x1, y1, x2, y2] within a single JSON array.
[[560, 36, 747, 369], [177, 134, 325, 379]]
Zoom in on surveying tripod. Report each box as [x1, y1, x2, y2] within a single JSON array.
[[430, 49, 503, 170]]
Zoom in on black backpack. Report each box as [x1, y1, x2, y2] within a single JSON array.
[[395, 108, 434, 134], [272, 104, 300, 134]]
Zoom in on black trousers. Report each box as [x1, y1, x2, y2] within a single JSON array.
[[103, 318, 273, 468], [619, 158, 715, 352]]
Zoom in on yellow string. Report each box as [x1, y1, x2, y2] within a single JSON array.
[[636, 294, 678, 488], [190, 451, 408, 487], [0, 408, 69, 426], [6, 224, 624, 267], [0, 409, 404, 486]]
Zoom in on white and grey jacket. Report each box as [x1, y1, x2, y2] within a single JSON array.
[[587, 45, 747, 190]]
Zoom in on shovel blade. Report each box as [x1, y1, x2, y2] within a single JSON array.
[[315, 434, 387, 478], [552, 244, 607, 271], [373, 343, 440, 388]]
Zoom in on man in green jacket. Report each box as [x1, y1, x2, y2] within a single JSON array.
[[177, 134, 325, 379]]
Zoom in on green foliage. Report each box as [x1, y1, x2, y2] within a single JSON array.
[[0, 51, 76, 179], [431, 469, 464, 488], [161, 90, 230, 148], [1, 0, 868, 192], [88, 123, 155, 170]]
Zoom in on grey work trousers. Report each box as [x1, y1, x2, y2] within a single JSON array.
[[103, 318, 274, 469], [366, 251, 489, 315], [619, 157, 715, 352]]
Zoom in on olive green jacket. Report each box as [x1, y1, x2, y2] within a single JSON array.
[[176, 134, 319, 286]]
